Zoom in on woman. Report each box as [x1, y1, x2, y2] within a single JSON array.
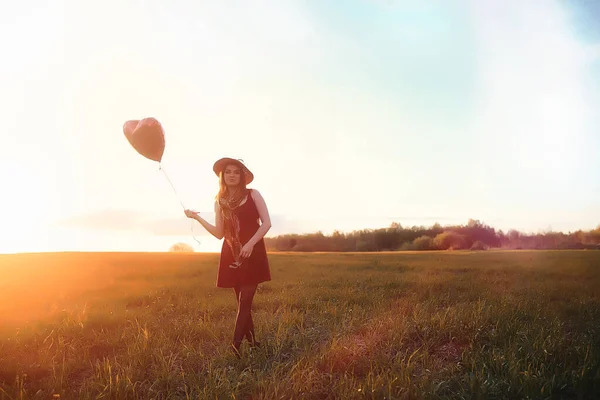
[[184, 157, 272, 357]]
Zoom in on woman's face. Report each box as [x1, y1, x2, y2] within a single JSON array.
[[223, 164, 242, 187]]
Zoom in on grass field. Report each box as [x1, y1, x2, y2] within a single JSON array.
[[0, 250, 599, 399]]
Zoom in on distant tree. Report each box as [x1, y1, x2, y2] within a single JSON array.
[[497, 230, 508, 247], [264, 220, 600, 253], [356, 240, 372, 252], [413, 235, 434, 250], [573, 230, 586, 244], [590, 225, 600, 244], [507, 229, 521, 248], [389, 222, 402, 231], [292, 244, 311, 252], [374, 228, 396, 250], [169, 242, 194, 252], [433, 231, 467, 250], [399, 242, 415, 251], [289, 237, 298, 249], [467, 218, 482, 228], [331, 230, 349, 251]]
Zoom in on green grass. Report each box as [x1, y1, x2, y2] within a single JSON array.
[[0, 250, 599, 399]]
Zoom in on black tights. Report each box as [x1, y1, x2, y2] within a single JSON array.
[[232, 284, 258, 349]]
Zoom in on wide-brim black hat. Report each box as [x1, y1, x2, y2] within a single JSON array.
[[212, 157, 254, 184]]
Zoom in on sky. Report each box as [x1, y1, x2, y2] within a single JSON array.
[[1, 0, 599, 253]]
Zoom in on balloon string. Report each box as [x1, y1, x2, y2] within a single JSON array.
[[159, 163, 186, 209], [159, 163, 202, 246]]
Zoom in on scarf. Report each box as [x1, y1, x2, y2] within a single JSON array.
[[219, 188, 248, 269]]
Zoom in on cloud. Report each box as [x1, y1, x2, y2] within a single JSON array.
[[57, 209, 148, 232], [55, 208, 202, 236], [55, 208, 299, 237], [466, 0, 599, 202], [147, 213, 316, 237], [146, 216, 211, 237]]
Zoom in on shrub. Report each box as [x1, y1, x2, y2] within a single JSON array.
[[169, 242, 194, 252], [399, 242, 415, 251], [433, 231, 467, 250], [413, 235, 434, 250]]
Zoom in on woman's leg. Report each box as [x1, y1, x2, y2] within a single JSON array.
[[232, 283, 258, 352], [233, 286, 255, 343]]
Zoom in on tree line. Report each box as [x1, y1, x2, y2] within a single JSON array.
[[264, 219, 600, 252]]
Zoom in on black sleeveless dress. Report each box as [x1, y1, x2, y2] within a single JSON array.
[[216, 189, 271, 288]]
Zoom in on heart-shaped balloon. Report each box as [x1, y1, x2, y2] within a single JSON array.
[[123, 117, 165, 163]]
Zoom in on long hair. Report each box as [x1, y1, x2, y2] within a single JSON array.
[[216, 167, 247, 201]]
